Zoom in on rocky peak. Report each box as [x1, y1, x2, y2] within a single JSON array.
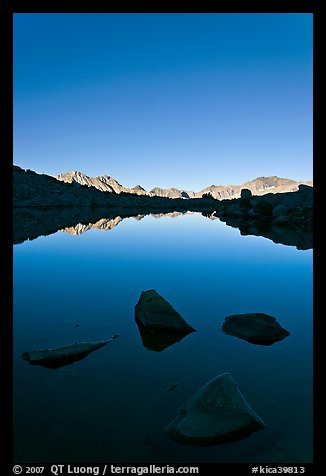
[[52, 169, 312, 200], [133, 185, 146, 191]]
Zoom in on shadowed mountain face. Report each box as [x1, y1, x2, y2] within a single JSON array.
[[53, 169, 312, 200], [13, 165, 214, 209]]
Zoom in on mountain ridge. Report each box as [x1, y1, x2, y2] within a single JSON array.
[[13, 165, 312, 250], [53, 170, 312, 200]]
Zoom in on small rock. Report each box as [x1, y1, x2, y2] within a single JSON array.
[[166, 383, 179, 392], [21, 340, 112, 369], [222, 313, 290, 345], [134, 289, 196, 332]]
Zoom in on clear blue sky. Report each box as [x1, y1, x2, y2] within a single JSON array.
[[13, 13, 312, 191]]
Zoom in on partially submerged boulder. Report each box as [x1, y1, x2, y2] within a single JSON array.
[[135, 318, 193, 352], [164, 373, 265, 445], [21, 336, 119, 369], [222, 313, 290, 346], [134, 289, 196, 332]]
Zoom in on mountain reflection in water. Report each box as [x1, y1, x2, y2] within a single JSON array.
[[13, 210, 312, 463], [14, 207, 312, 250]]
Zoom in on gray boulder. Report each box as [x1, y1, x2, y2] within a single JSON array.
[[135, 289, 196, 332], [222, 313, 290, 345], [240, 188, 252, 198], [164, 373, 265, 445]]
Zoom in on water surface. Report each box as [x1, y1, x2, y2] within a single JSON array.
[[13, 213, 313, 463]]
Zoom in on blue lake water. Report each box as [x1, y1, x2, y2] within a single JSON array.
[[13, 212, 313, 463]]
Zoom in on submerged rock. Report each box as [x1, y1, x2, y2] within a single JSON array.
[[164, 373, 265, 445], [134, 289, 196, 332], [21, 337, 118, 369], [166, 383, 179, 392], [222, 313, 290, 345], [135, 317, 194, 351]]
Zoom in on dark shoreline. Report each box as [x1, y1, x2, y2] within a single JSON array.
[[14, 166, 312, 249], [14, 197, 312, 250]]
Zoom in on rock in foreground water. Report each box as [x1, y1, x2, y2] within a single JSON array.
[[134, 289, 196, 332], [135, 318, 194, 351], [21, 338, 117, 369], [222, 312, 290, 346], [164, 373, 265, 445]]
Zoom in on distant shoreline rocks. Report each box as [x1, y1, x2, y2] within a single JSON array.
[[215, 184, 312, 250]]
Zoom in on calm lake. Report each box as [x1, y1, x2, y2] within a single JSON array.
[[13, 212, 313, 464]]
